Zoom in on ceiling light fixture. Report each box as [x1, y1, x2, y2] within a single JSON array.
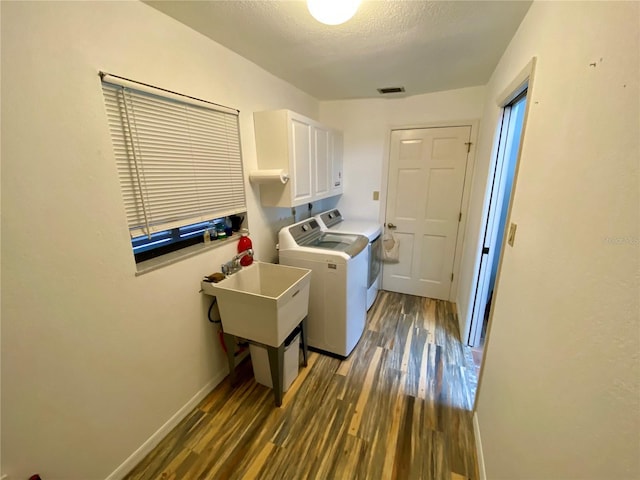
[[307, 0, 361, 26]]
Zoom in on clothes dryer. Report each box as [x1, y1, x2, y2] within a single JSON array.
[[315, 209, 382, 310]]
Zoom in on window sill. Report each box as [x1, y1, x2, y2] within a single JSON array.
[[135, 233, 239, 276]]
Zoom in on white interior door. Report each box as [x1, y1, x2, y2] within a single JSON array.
[[383, 126, 471, 299]]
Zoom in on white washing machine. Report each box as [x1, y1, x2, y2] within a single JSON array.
[[278, 218, 369, 357], [315, 209, 383, 310]]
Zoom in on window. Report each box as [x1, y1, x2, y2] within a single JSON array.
[[131, 217, 232, 263], [100, 73, 246, 263]]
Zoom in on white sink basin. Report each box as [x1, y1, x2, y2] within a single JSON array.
[[201, 262, 311, 347]]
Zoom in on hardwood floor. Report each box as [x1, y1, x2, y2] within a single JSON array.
[[125, 291, 479, 480]]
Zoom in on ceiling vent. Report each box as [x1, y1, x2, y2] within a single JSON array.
[[377, 86, 405, 95]]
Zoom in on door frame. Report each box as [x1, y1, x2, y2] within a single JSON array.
[[467, 92, 527, 347], [379, 120, 479, 302], [462, 58, 537, 348]]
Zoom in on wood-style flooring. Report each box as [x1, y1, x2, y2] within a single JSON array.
[[125, 291, 479, 480]]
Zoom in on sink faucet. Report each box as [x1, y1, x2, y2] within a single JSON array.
[[221, 248, 254, 276]]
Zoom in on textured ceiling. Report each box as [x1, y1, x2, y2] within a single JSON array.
[[145, 0, 532, 100]]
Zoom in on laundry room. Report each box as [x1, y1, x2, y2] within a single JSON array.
[[1, 1, 638, 480]]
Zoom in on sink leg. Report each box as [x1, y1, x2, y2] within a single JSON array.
[[300, 317, 308, 368], [267, 344, 284, 407], [222, 332, 237, 386]]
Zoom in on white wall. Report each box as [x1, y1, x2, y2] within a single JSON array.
[[319, 87, 486, 222], [0, 2, 320, 478], [458, 2, 639, 478]]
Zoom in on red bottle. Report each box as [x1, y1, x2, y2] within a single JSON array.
[[237, 229, 253, 266]]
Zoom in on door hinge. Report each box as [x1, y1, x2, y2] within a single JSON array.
[[451, 272, 454, 282], [458, 212, 462, 222], [465, 142, 472, 153], [482, 246, 490, 254]]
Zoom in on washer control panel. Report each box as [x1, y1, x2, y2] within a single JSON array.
[[289, 219, 321, 243]]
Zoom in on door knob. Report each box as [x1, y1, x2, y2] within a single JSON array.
[[387, 223, 397, 229]]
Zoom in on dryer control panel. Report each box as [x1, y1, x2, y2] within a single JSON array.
[[320, 209, 343, 228]]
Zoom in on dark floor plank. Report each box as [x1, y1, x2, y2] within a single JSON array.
[[124, 290, 479, 480]]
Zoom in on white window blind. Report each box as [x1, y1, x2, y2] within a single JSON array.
[[101, 80, 246, 238]]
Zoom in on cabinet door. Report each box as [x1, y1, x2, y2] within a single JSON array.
[[291, 118, 313, 204], [330, 130, 344, 194], [314, 125, 330, 199]]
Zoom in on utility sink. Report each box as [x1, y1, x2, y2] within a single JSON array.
[[201, 262, 311, 347]]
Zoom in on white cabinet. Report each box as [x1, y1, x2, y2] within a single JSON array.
[[314, 125, 330, 199], [290, 117, 313, 204], [330, 129, 344, 195], [253, 109, 343, 208]]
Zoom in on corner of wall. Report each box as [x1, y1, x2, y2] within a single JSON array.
[[473, 412, 486, 480], [105, 368, 228, 480]]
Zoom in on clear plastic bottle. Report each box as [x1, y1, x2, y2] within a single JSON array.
[[209, 222, 218, 240], [216, 222, 227, 239]]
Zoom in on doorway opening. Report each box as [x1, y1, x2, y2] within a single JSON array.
[[467, 91, 527, 369]]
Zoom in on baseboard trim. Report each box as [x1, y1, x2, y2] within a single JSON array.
[[106, 370, 228, 480], [473, 411, 486, 480]]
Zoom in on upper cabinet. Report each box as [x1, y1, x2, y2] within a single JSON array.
[[314, 125, 330, 199], [330, 129, 343, 195], [290, 116, 313, 205], [253, 109, 343, 208]]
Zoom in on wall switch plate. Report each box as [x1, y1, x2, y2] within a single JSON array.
[[507, 223, 517, 246], [373, 191, 380, 201]]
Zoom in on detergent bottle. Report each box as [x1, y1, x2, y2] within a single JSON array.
[[237, 229, 253, 266]]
